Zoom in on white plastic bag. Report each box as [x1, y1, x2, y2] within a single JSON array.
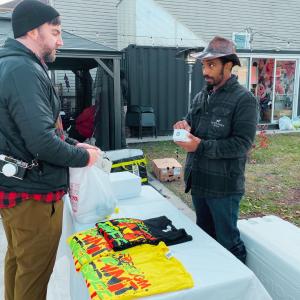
[[279, 116, 294, 131], [69, 166, 117, 224]]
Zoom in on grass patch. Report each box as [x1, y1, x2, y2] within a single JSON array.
[[130, 133, 300, 227]]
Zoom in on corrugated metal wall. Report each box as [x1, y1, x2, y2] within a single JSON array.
[[124, 45, 204, 135]]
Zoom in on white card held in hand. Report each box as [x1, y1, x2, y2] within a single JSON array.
[[173, 129, 191, 142]]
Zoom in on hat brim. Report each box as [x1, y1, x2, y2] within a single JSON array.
[[191, 51, 241, 67]]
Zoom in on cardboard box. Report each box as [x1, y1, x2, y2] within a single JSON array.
[[151, 158, 182, 182]]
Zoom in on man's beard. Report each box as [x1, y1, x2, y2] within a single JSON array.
[[43, 49, 57, 63], [36, 32, 58, 63], [204, 66, 225, 89]]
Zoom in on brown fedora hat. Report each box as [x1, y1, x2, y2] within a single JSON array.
[[191, 36, 241, 66]]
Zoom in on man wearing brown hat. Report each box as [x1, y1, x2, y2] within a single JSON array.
[[0, 1, 101, 299], [174, 36, 258, 263]]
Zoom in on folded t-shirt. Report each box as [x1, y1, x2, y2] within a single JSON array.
[[96, 216, 192, 251], [96, 218, 159, 251], [144, 215, 193, 246], [68, 227, 113, 271], [81, 242, 194, 300]]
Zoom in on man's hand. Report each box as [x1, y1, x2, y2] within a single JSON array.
[[76, 143, 100, 151], [175, 133, 201, 152], [76, 143, 102, 166], [173, 120, 191, 132], [86, 148, 101, 166]]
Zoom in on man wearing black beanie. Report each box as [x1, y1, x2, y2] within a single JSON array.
[[0, 1, 101, 299]]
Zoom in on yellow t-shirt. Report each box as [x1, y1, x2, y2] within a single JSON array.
[[68, 227, 113, 271], [81, 242, 194, 300]]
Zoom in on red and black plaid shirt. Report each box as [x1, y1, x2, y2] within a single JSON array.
[[0, 190, 66, 209]]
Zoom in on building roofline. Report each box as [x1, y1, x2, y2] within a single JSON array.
[[237, 48, 300, 55]]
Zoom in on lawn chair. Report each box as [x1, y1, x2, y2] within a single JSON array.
[[126, 105, 157, 139]]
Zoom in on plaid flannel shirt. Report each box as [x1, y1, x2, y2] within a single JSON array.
[[0, 190, 65, 209]]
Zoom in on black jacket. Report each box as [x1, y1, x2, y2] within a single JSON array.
[[0, 38, 89, 193], [185, 75, 258, 197]]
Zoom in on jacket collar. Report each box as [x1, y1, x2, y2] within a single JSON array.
[[4, 38, 48, 70], [220, 75, 238, 91]]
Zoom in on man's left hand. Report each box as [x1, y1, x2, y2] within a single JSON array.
[[175, 133, 201, 152]]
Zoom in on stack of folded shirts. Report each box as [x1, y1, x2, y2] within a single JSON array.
[[96, 216, 192, 251], [68, 216, 194, 299]]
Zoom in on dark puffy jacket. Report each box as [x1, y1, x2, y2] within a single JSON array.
[[0, 38, 89, 193], [184, 75, 258, 197]]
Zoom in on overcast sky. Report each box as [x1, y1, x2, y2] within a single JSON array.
[[0, 0, 11, 5]]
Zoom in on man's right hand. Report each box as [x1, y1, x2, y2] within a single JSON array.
[[173, 120, 191, 132], [86, 148, 101, 166]]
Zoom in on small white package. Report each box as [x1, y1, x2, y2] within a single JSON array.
[[173, 129, 190, 142]]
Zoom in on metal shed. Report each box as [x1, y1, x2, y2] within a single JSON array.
[[0, 12, 123, 150], [123, 44, 204, 136]]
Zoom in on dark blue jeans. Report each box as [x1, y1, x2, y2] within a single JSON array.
[[192, 194, 246, 263]]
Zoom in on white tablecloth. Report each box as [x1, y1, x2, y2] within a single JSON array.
[[47, 186, 271, 300]]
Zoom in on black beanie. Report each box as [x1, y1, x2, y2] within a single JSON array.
[[12, 0, 60, 38]]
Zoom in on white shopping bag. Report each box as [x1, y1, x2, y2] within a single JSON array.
[[69, 166, 117, 224]]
